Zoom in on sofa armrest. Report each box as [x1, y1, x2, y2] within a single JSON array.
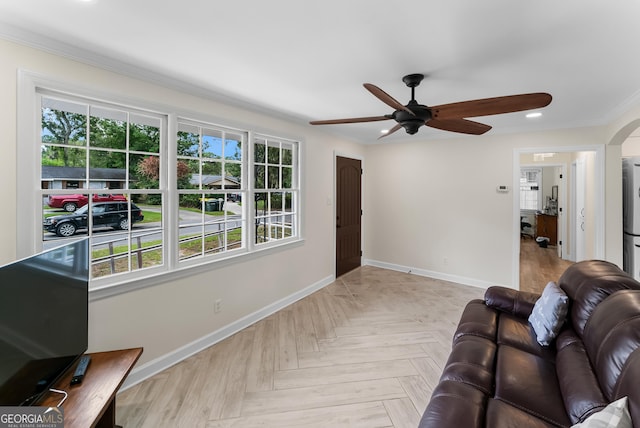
[[484, 286, 540, 319]]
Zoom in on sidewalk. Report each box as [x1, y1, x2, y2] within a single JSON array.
[[224, 201, 242, 215]]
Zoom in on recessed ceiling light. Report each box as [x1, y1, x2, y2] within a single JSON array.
[[526, 112, 543, 118], [380, 129, 389, 134]]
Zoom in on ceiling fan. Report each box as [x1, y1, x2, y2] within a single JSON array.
[[309, 73, 552, 138]]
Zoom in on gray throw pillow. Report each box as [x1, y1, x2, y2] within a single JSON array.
[[528, 281, 569, 346]]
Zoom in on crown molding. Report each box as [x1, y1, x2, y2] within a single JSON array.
[[0, 21, 310, 129]]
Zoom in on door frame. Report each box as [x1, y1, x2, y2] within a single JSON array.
[[519, 163, 567, 258], [573, 157, 587, 262], [512, 145, 605, 289], [556, 164, 567, 259], [334, 151, 364, 278]]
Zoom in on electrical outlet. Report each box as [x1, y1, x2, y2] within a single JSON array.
[[443, 257, 449, 266], [214, 299, 222, 313]]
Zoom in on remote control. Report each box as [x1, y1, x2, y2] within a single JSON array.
[[70, 355, 91, 385]]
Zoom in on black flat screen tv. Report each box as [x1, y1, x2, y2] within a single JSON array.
[[0, 238, 89, 406]]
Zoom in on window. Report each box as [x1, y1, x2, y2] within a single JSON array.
[[27, 83, 301, 288], [520, 168, 542, 211], [176, 121, 246, 262], [253, 136, 298, 244], [41, 94, 164, 280]]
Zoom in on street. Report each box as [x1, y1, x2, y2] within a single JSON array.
[[42, 202, 245, 251]]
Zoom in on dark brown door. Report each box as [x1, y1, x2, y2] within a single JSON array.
[[336, 156, 362, 277]]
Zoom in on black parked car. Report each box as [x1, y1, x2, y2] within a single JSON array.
[[43, 202, 144, 237]]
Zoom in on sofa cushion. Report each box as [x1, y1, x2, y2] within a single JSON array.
[[555, 329, 608, 424], [497, 312, 556, 359], [486, 399, 561, 428], [528, 281, 569, 346], [495, 345, 571, 427], [419, 380, 486, 428], [570, 397, 632, 428], [615, 348, 640, 425], [582, 290, 640, 400], [439, 335, 496, 395], [558, 260, 640, 337], [453, 299, 498, 344]]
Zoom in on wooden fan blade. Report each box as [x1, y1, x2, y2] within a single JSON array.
[[309, 115, 391, 125], [430, 93, 552, 119], [363, 83, 415, 116], [378, 123, 403, 140], [426, 118, 492, 135]]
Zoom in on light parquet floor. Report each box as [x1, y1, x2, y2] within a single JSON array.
[[116, 266, 485, 428]]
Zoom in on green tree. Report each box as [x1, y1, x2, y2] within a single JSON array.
[[90, 116, 126, 151], [41, 108, 86, 166], [177, 131, 200, 157], [130, 123, 160, 153]]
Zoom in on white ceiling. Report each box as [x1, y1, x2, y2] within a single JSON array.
[[2, 0, 640, 144]]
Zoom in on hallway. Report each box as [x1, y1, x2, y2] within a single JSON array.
[[519, 238, 574, 294]]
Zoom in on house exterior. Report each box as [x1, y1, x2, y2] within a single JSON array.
[[188, 174, 240, 189], [41, 165, 126, 190]]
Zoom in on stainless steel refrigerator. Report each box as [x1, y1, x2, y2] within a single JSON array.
[[623, 157, 640, 280]]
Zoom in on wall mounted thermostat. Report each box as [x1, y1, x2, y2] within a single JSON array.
[[496, 185, 510, 193]]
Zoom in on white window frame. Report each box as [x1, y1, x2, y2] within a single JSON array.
[[520, 167, 543, 212], [175, 118, 249, 267], [17, 71, 303, 297], [39, 92, 168, 280], [252, 134, 300, 247]]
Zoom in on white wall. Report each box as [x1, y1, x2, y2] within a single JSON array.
[[622, 131, 640, 157], [363, 126, 622, 287], [0, 38, 365, 369]]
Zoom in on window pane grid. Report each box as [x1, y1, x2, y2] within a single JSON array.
[[253, 135, 298, 246], [177, 119, 248, 263], [520, 168, 541, 211], [41, 93, 165, 280], [177, 196, 246, 261]]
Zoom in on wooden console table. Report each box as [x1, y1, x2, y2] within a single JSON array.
[[39, 347, 143, 428]]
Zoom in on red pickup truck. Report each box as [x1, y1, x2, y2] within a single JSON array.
[[47, 194, 127, 212]]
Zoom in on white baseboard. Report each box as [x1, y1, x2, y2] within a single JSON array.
[[120, 273, 335, 391], [363, 259, 510, 290]]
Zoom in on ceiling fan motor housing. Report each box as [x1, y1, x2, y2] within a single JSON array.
[[394, 101, 432, 134]]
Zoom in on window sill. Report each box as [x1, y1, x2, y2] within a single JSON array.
[[89, 237, 305, 301]]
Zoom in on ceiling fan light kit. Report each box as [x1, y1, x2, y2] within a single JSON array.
[[309, 73, 552, 139]]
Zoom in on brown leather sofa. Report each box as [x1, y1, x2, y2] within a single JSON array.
[[419, 260, 640, 427]]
